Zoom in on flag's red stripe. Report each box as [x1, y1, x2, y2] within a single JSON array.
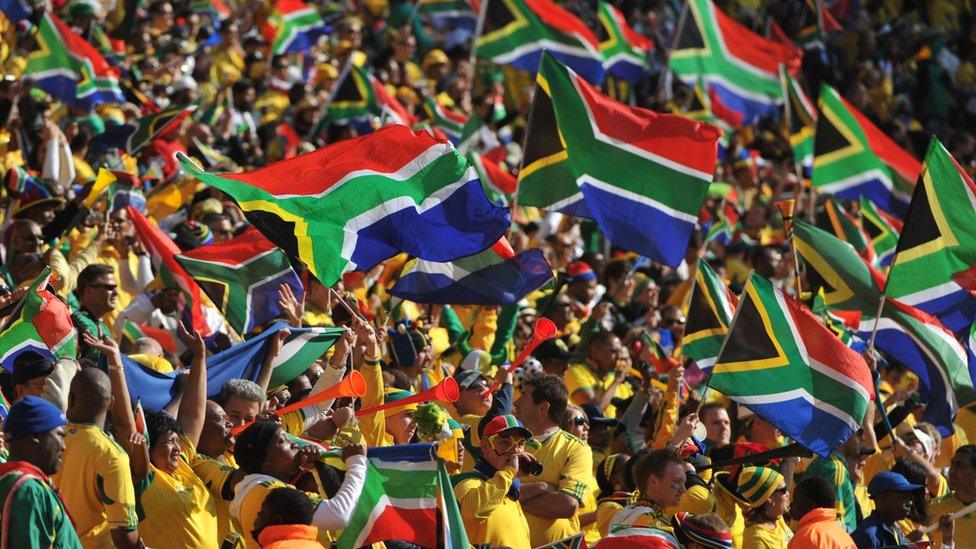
[[839, 94, 921, 184], [710, 1, 801, 76], [178, 227, 277, 265], [358, 505, 438, 547], [525, 0, 599, 48]]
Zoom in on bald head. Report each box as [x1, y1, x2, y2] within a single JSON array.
[[67, 367, 113, 423], [133, 337, 164, 357]]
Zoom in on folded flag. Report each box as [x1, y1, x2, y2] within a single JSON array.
[[885, 138, 976, 335], [669, 0, 801, 125], [88, 103, 196, 155], [781, 67, 816, 177], [121, 320, 177, 354], [128, 206, 211, 336], [422, 97, 468, 145], [794, 219, 976, 434], [25, 12, 124, 110], [812, 84, 921, 217], [175, 227, 305, 335], [517, 53, 721, 267], [709, 271, 874, 457], [859, 197, 901, 268], [474, 0, 604, 83], [0, 267, 77, 370], [267, 0, 327, 55], [180, 125, 510, 287], [389, 237, 552, 305], [337, 443, 469, 549], [597, 1, 653, 82], [683, 260, 737, 371]]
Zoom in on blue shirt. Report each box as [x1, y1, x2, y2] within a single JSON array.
[[850, 511, 908, 548]]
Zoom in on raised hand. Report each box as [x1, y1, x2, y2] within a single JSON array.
[[278, 283, 304, 327], [177, 323, 206, 359], [83, 333, 122, 365]]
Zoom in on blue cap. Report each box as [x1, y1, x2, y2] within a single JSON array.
[[867, 471, 924, 498], [3, 396, 67, 441]]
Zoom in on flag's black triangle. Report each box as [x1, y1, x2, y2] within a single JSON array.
[[483, 0, 518, 34], [523, 85, 566, 169], [719, 292, 783, 364], [813, 109, 854, 158], [675, 9, 706, 50], [686, 283, 723, 336], [332, 71, 365, 103], [894, 181, 942, 254]]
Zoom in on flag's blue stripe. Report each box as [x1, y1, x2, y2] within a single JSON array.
[[743, 398, 856, 457], [858, 324, 958, 436], [830, 179, 909, 219], [123, 322, 287, 411], [348, 178, 510, 271], [707, 80, 780, 126], [366, 443, 437, 462], [279, 24, 329, 54], [32, 74, 124, 111], [390, 249, 552, 305], [505, 48, 605, 85], [89, 123, 136, 155], [907, 290, 976, 337], [606, 58, 650, 83], [243, 268, 304, 334], [578, 181, 696, 268], [0, 0, 30, 23]]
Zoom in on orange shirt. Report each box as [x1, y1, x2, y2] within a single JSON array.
[[787, 508, 856, 549]]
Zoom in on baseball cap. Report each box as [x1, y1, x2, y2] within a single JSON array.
[[867, 471, 924, 498], [483, 415, 532, 439], [455, 369, 488, 390], [581, 403, 618, 428], [3, 396, 67, 440]]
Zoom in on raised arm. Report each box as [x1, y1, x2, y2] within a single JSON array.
[[177, 324, 208, 448], [254, 328, 290, 394]]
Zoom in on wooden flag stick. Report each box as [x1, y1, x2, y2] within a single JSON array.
[[694, 269, 752, 415], [329, 286, 364, 322]]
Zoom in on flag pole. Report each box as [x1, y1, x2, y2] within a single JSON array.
[[778, 64, 812, 224], [865, 293, 886, 354], [468, 0, 489, 88], [656, 0, 688, 101], [694, 268, 752, 415], [306, 59, 352, 140], [775, 199, 803, 299]]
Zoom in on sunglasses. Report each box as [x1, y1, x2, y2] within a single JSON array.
[[463, 382, 489, 392], [572, 417, 588, 427], [773, 486, 788, 495], [89, 283, 118, 292], [488, 435, 526, 455], [663, 317, 686, 326]]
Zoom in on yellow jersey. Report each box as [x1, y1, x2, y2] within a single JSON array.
[[453, 467, 531, 549], [929, 492, 976, 548], [524, 429, 593, 547], [742, 517, 793, 548], [230, 474, 326, 549], [564, 363, 633, 418], [53, 423, 138, 548], [192, 452, 240, 546], [138, 436, 219, 548]]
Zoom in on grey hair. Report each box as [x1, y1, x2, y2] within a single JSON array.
[[216, 378, 265, 405]]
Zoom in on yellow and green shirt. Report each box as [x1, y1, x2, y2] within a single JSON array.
[[453, 466, 531, 549], [524, 428, 593, 547], [564, 363, 633, 418]]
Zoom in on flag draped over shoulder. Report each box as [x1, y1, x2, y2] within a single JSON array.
[[668, 0, 801, 125], [683, 260, 737, 371], [793, 219, 976, 434], [127, 206, 212, 336], [474, 0, 604, 83], [336, 443, 469, 549], [517, 53, 720, 268], [812, 84, 921, 217], [175, 227, 305, 335], [124, 322, 339, 409], [389, 237, 552, 305], [25, 12, 125, 110], [709, 272, 873, 457], [0, 267, 77, 370], [179, 125, 510, 287], [596, 1, 653, 82], [885, 138, 976, 335]]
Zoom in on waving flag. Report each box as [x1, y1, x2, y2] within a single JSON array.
[[267, 0, 327, 54], [5, 166, 50, 202], [885, 138, 976, 335], [781, 67, 816, 176], [316, 63, 415, 137], [679, 78, 732, 158], [25, 13, 124, 110], [267, 326, 344, 387], [337, 444, 469, 549], [597, 1, 653, 82], [180, 125, 509, 287], [812, 85, 921, 216], [668, 0, 801, 125], [794, 219, 976, 434], [175, 228, 305, 335], [815, 197, 875, 266], [683, 260, 737, 371], [390, 237, 552, 305], [709, 272, 874, 457], [859, 197, 901, 268], [517, 53, 720, 267], [474, 0, 604, 83], [467, 150, 516, 202], [422, 97, 468, 145], [419, 0, 477, 29], [121, 320, 177, 354], [0, 268, 77, 370], [0, 0, 31, 24], [128, 206, 212, 336], [796, 0, 841, 50], [88, 103, 196, 155]]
